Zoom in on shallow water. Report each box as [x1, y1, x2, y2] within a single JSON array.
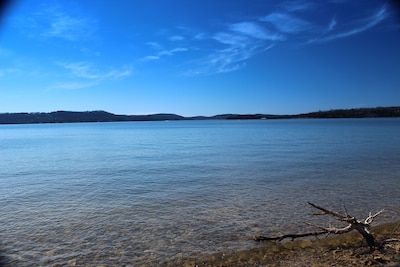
[[1, 119, 399, 266]]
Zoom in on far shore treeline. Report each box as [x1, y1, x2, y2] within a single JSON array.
[[0, 106, 399, 124]]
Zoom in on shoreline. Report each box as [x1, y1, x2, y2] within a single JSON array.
[[1, 107, 399, 124], [1, 223, 398, 266], [168, 222, 400, 267]]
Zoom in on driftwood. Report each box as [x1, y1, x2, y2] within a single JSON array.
[[254, 202, 384, 250]]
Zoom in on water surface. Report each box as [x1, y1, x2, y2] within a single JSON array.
[[1, 119, 399, 266]]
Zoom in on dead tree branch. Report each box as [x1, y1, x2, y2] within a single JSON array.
[[254, 230, 328, 242], [254, 202, 384, 250]]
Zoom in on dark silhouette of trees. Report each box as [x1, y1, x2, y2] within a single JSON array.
[[297, 107, 400, 119], [0, 107, 399, 124], [0, 111, 185, 124]]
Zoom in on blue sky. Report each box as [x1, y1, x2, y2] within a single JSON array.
[[0, 0, 399, 116]]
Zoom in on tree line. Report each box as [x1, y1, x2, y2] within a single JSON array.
[[0, 107, 399, 124]]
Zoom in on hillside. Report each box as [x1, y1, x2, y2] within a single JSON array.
[[297, 106, 400, 119], [0, 111, 185, 124], [0, 106, 399, 124]]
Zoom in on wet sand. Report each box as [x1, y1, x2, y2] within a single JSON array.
[[168, 222, 400, 267]]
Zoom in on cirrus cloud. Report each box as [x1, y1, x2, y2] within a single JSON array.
[[14, 3, 97, 41], [260, 13, 312, 34], [59, 62, 131, 80], [308, 4, 389, 43], [145, 2, 392, 76], [229, 22, 285, 41], [52, 62, 132, 90], [141, 47, 188, 61]]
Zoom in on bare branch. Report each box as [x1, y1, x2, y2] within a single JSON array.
[[257, 202, 385, 250], [343, 204, 349, 217], [306, 222, 352, 235], [307, 202, 346, 220], [364, 209, 384, 225], [254, 230, 328, 242], [325, 225, 353, 234]]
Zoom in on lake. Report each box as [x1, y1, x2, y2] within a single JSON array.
[[1, 119, 399, 266]]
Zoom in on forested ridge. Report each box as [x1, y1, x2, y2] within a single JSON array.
[[0, 106, 399, 124]]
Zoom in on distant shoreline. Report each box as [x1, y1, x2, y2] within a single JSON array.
[[0, 106, 399, 124]]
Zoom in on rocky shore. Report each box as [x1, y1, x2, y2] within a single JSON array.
[[169, 222, 400, 267]]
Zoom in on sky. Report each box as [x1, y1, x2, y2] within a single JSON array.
[[0, 0, 399, 116]]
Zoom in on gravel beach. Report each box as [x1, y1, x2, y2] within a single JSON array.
[[168, 222, 400, 267]]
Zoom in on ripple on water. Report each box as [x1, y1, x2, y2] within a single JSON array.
[[1, 120, 400, 265]]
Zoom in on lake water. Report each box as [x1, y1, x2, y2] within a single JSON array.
[[1, 119, 399, 266]]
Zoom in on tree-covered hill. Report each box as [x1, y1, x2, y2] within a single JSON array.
[[296, 106, 400, 119], [0, 111, 185, 124], [0, 107, 399, 124]]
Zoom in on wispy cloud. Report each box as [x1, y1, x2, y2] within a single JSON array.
[[169, 35, 185, 41], [212, 32, 248, 46], [229, 22, 285, 41], [61, 62, 100, 79], [193, 2, 391, 75], [44, 9, 97, 41], [324, 17, 337, 34], [15, 3, 97, 41], [208, 43, 275, 75], [146, 42, 163, 50], [60, 62, 131, 80], [260, 13, 311, 34], [183, 9, 308, 75], [184, 26, 276, 76], [308, 4, 389, 43], [159, 47, 188, 56], [141, 47, 188, 61], [142, 55, 160, 61], [53, 62, 131, 89], [194, 32, 208, 40], [280, 0, 316, 12], [182, 18, 286, 76], [142, 1, 391, 76]]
